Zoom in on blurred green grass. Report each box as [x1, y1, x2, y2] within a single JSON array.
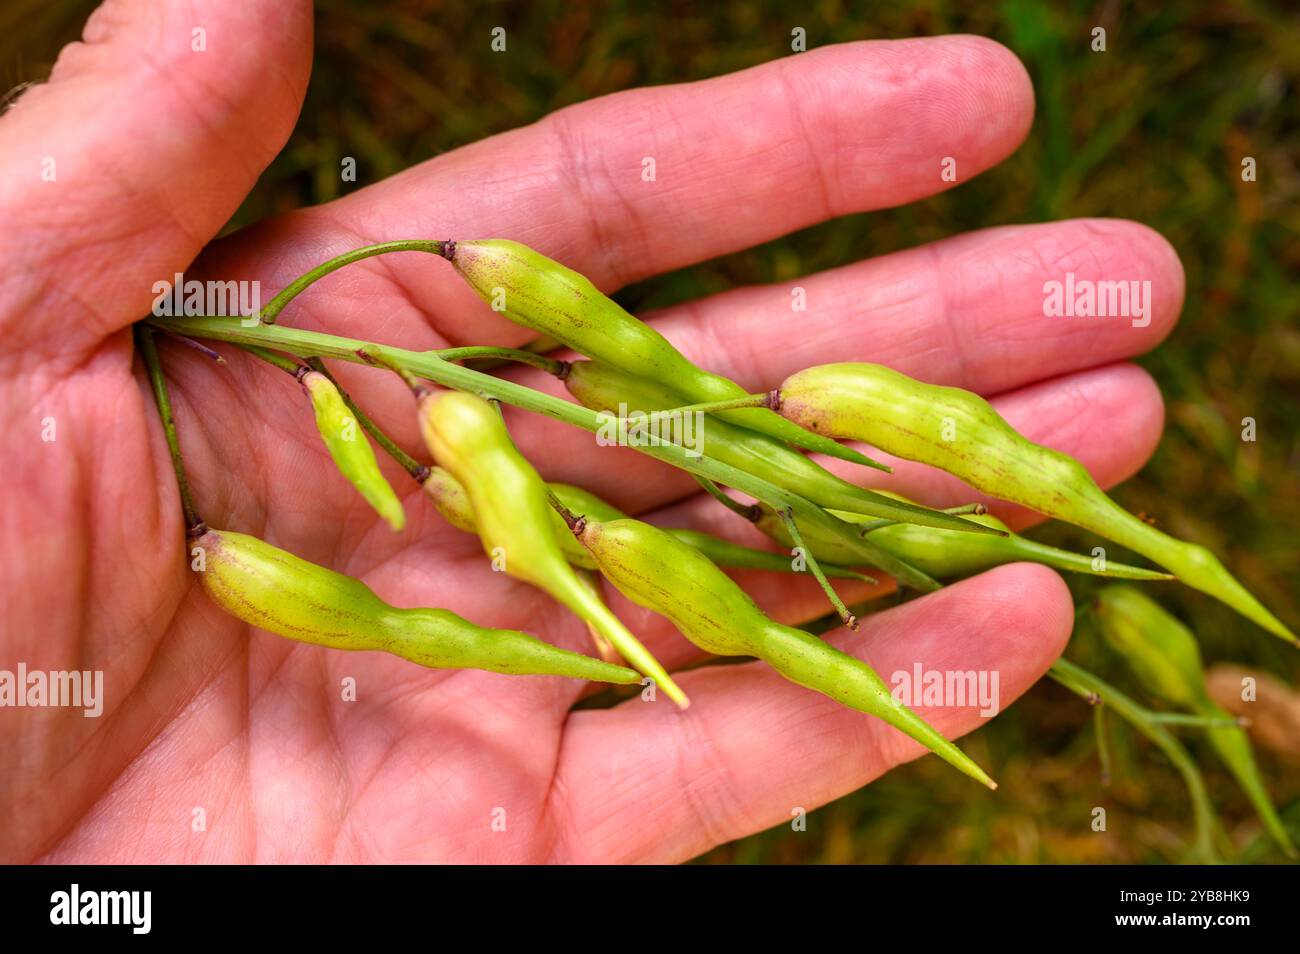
[[7, 0, 1296, 863]]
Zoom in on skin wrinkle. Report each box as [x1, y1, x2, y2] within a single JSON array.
[[541, 725, 588, 864], [34, 626, 248, 862], [78, 93, 211, 246], [773, 58, 838, 221], [1035, 233, 1111, 286], [264, 649, 349, 859], [543, 107, 644, 291], [921, 239, 968, 385], [9, 224, 158, 358], [672, 693, 767, 858]]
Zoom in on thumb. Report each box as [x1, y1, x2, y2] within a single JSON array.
[[0, 0, 313, 358]]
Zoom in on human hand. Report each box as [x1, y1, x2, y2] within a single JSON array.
[[1, 1, 1183, 862]]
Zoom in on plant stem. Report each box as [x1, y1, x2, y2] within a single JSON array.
[[434, 346, 569, 377], [693, 476, 759, 521], [160, 330, 227, 364], [547, 488, 582, 532], [779, 507, 858, 630], [663, 394, 770, 415], [241, 344, 304, 375], [135, 324, 204, 536], [258, 240, 446, 325], [853, 503, 988, 534], [1092, 702, 1113, 785], [1049, 658, 1223, 863], [152, 316, 941, 590], [1145, 711, 1243, 729]]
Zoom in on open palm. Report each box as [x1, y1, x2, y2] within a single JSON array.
[[1, 1, 1184, 863]]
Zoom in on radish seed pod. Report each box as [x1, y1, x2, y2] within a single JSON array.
[[303, 370, 405, 532], [418, 389, 689, 707], [1094, 586, 1296, 856], [194, 528, 639, 684], [755, 495, 1174, 582], [441, 239, 883, 469], [574, 515, 997, 788], [421, 465, 869, 580], [775, 363, 1294, 643], [565, 359, 996, 535]]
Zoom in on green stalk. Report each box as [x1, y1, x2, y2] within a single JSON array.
[[240, 344, 304, 375], [779, 507, 858, 629], [258, 240, 446, 325], [663, 394, 772, 415], [135, 324, 204, 536], [1092, 703, 1113, 785], [850, 503, 987, 534], [1145, 712, 1243, 729], [693, 475, 759, 522], [434, 346, 569, 377], [1049, 659, 1223, 864]]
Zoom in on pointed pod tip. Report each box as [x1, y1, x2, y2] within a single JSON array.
[[665, 687, 692, 710]]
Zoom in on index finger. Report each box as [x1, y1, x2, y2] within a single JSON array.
[[198, 35, 1034, 340]]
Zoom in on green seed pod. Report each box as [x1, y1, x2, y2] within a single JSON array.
[[1094, 586, 1209, 710], [548, 483, 870, 579], [566, 359, 996, 536], [425, 465, 868, 580], [1202, 723, 1296, 857], [194, 528, 639, 684], [754, 504, 1168, 581], [419, 466, 479, 535], [418, 389, 689, 708], [663, 528, 871, 582], [302, 370, 405, 532], [1094, 586, 1295, 856], [574, 516, 997, 789], [441, 239, 883, 469], [775, 363, 1295, 644], [758, 489, 1172, 582], [422, 466, 602, 570]]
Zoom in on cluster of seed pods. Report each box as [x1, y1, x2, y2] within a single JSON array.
[[147, 236, 1296, 805]]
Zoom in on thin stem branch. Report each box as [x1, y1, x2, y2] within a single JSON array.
[[241, 345, 430, 483], [240, 344, 304, 376], [662, 394, 770, 415], [693, 476, 759, 522], [1049, 658, 1222, 863], [1145, 711, 1244, 729], [1092, 702, 1113, 785], [259, 240, 446, 325], [779, 507, 858, 630], [135, 324, 204, 536], [433, 346, 569, 377], [548, 489, 584, 534], [853, 502, 988, 535], [160, 330, 226, 364]]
